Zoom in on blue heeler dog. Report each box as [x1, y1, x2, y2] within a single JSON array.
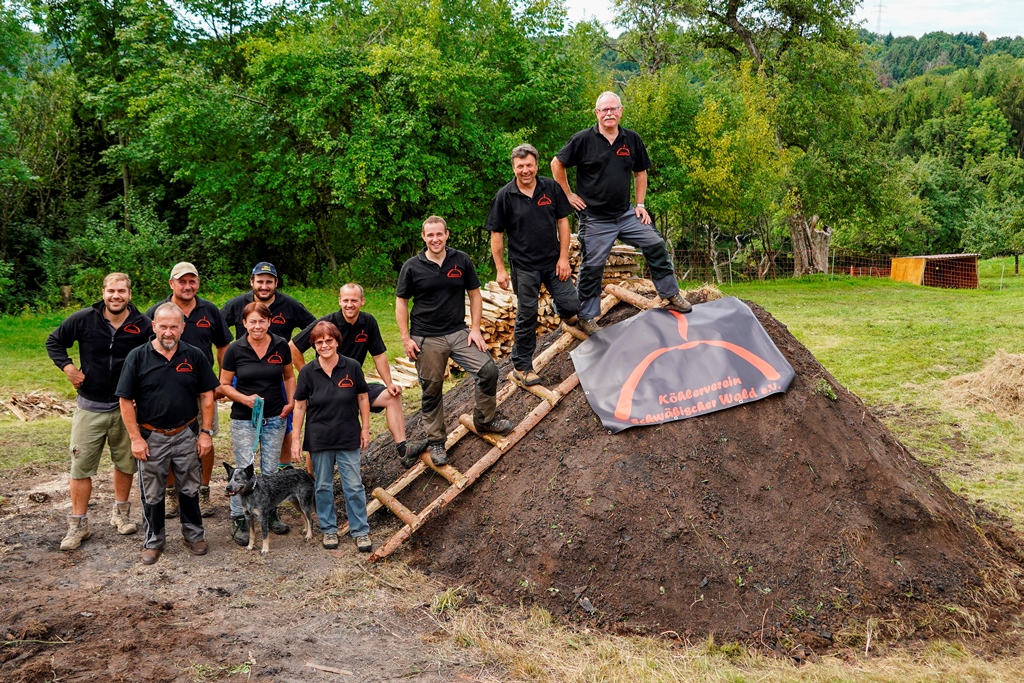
[[224, 463, 316, 554]]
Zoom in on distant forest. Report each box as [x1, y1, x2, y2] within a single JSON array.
[[2, 1, 1022, 311]]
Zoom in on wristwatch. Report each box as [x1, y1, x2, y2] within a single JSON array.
[[636, 203, 645, 209], [200, 428, 214, 436]]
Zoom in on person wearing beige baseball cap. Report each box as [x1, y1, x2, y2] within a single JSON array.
[[147, 262, 232, 519]]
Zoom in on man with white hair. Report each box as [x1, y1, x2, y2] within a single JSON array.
[[551, 91, 691, 335]]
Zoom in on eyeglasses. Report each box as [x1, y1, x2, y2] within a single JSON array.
[[596, 106, 622, 115], [312, 338, 336, 347]]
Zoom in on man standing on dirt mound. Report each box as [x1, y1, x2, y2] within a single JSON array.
[[46, 273, 152, 551], [290, 283, 427, 469], [396, 216, 513, 467], [116, 303, 219, 565], [221, 262, 316, 471], [147, 263, 232, 519], [551, 91, 691, 335], [488, 143, 581, 387]]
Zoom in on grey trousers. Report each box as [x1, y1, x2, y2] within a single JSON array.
[[578, 208, 679, 319], [138, 428, 205, 549], [413, 329, 498, 443]]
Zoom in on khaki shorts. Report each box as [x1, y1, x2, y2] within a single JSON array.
[[69, 408, 138, 479]]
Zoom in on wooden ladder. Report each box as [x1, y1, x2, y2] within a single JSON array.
[[356, 286, 659, 562]]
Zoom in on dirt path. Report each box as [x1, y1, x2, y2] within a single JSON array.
[[0, 465, 483, 682]]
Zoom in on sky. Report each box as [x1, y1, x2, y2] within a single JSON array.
[[561, 0, 1024, 40]]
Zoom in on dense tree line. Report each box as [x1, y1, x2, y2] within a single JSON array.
[[1, 0, 1022, 311]]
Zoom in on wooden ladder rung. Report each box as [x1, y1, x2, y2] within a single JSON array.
[[560, 322, 589, 341], [508, 371, 560, 405], [422, 453, 469, 488], [603, 283, 663, 310], [458, 414, 512, 450], [372, 488, 419, 527]]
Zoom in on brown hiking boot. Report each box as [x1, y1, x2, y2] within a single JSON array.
[[165, 487, 178, 518], [109, 502, 138, 535], [664, 293, 692, 313], [511, 368, 543, 387], [140, 547, 162, 565], [60, 515, 91, 551], [199, 485, 214, 518], [577, 317, 600, 336], [183, 538, 208, 556]]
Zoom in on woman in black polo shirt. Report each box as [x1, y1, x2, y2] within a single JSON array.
[[290, 320, 372, 552], [218, 302, 296, 545]]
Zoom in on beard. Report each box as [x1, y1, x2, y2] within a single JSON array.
[[159, 336, 178, 351]]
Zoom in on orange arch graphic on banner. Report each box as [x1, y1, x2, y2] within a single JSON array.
[[612, 310, 781, 421]]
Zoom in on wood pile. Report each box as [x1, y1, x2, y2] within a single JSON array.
[[3, 392, 76, 421], [366, 357, 422, 390], [465, 238, 656, 358]]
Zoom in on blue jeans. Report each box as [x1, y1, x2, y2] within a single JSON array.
[[229, 416, 286, 518], [310, 449, 368, 537]]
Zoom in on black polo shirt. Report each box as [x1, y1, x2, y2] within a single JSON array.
[[486, 176, 572, 273], [292, 311, 386, 366], [396, 248, 480, 337], [555, 125, 652, 220], [146, 297, 232, 366], [116, 340, 219, 430], [221, 334, 292, 421], [294, 356, 369, 452], [221, 291, 317, 341]]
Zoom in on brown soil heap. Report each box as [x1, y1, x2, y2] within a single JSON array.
[[362, 300, 1024, 644]]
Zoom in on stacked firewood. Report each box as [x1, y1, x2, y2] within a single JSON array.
[[464, 238, 654, 357], [366, 357, 422, 390]]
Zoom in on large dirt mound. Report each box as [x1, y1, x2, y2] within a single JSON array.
[[362, 300, 1024, 644]]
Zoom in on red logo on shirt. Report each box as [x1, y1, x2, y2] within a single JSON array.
[[337, 375, 354, 388], [195, 316, 212, 329], [616, 144, 631, 157], [447, 266, 463, 278], [537, 194, 552, 206], [176, 360, 194, 373], [354, 330, 368, 343], [271, 313, 286, 325], [123, 324, 141, 335], [267, 352, 284, 364]]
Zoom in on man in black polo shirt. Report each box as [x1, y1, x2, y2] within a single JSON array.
[[117, 303, 219, 565], [551, 91, 691, 335], [45, 272, 151, 551], [488, 143, 580, 386], [147, 262, 232, 517], [396, 216, 513, 466], [221, 262, 317, 341], [221, 261, 316, 469], [290, 283, 426, 468]]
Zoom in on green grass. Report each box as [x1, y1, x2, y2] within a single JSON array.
[[4, 262, 1024, 525]]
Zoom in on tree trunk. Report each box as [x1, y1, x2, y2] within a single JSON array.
[[1015, 253, 1019, 276], [789, 212, 832, 277]]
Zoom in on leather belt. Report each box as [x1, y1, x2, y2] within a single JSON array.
[[140, 416, 197, 436]]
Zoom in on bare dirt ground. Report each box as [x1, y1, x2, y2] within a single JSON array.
[[0, 464, 488, 682]]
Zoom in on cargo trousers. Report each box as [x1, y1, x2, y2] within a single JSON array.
[[412, 329, 499, 443]]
